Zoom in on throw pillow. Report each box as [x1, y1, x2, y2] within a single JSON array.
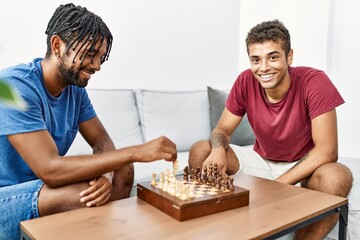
[[207, 86, 255, 146]]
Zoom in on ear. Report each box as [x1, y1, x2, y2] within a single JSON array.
[[50, 35, 63, 58], [287, 49, 294, 65]]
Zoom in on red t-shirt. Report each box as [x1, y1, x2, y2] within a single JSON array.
[[226, 66, 344, 162]]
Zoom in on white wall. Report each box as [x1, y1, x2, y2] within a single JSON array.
[[0, 0, 240, 91], [238, 0, 330, 71], [0, 0, 359, 158], [327, 0, 360, 159]]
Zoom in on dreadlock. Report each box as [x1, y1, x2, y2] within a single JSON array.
[[245, 19, 291, 57], [45, 3, 112, 64]]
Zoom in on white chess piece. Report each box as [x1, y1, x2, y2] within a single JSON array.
[[151, 173, 157, 187], [180, 185, 189, 200], [157, 172, 164, 189], [188, 184, 195, 198]]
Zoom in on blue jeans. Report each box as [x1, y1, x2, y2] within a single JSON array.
[[0, 179, 44, 240]]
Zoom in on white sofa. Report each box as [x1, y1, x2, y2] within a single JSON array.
[[66, 87, 359, 240]]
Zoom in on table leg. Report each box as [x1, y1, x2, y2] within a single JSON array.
[[337, 204, 349, 240]]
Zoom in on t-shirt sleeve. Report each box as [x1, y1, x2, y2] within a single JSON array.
[[225, 72, 248, 117], [305, 71, 345, 119], [78, 89, 97, 124], [0, 79, 47, 135]]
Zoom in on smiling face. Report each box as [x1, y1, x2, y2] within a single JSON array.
[[58, 37, 108, 88], [248, 40, 293, 101]]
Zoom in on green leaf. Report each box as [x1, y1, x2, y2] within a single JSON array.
[[0, 80, 27, 110]]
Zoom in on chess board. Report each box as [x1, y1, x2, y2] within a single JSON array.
[[137, 177, 250, 221]]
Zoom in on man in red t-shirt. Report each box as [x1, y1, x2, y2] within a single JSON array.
[[189, 20, 352, 239]]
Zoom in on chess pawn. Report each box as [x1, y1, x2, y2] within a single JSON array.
[[183, 174, 188, 182], [188, 185, 195, 198], [157, 172, 164, 189], [195, 167, 201, 182], [162, 179, 168, 192], [215, 178, 221, 190], [168, 178, 176, 195], [213, 163, 218, 179], [202, 166, 208, 184], [183, 166, 189, 180], [221, 179, 226, 192], [228, 176, 235, 191], [211, 176, 216, 188], [190, 168, 194, 181], [196, 169, 201, 183], [162, 173, 169, 191], [151, 173, 157, 187], [173, 160, 179, 173], [180, 185, 189, 200], [208, 164, 213, 178], [175, 181, 183, 198]]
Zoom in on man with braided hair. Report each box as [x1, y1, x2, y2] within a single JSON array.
[[0, 4, 177, 239], [189, 20, 352, 239]]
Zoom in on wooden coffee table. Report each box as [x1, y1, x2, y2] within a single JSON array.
[[20, 173, 348, 240]]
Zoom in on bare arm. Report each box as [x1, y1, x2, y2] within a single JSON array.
[[204, 108, 243, 173], [79, 117, 115, 154], [276, 109, 338, 185], [79, 117, 115, 180], [211, 108, 242, 149], [7, 119, 177, 188]]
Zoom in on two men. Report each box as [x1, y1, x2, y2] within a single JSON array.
[[189, 20, 352, 239], [0, 4, 352, 240], [0, 4, 176, 239]]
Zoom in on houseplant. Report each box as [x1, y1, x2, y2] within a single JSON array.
[[0, 79, 26, 109]]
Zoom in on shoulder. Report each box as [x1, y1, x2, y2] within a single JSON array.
[[0, 58, 41, 77], [290, 66, 329, 82], [0, 58, 43, 88], [233, 69, 257, 88], [236, 69, 254, 81], [1, 58, 46, 103], [289, 66, 334, 92]]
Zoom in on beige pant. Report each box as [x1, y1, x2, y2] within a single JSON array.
[[231, 144, 301, 181]]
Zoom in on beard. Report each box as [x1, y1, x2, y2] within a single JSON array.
[[58, 58, 88, 88]]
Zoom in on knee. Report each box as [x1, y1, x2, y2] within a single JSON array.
[[304, 162, 353, 197], [111, 164, 135, 200], [115, 163, 134, 186], [189, 140, 210, 152], [188, 140, 211, 167]]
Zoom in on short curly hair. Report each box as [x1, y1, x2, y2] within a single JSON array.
[[246, 20, 291, 57], [44, 3, 112, 65]]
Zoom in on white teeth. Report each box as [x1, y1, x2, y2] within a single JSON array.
[[261, 74, 273, 80], [82, 71, 91, 77]]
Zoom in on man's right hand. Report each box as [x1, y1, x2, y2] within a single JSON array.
[[203, 147, 228, 175], [135, 136, 177, 163]]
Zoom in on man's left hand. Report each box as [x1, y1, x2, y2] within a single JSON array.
[[79, 176, 112, 207]]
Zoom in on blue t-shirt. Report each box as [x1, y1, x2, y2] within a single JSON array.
[[0, 58, 96, 187]]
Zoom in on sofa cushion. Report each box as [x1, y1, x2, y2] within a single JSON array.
[[66, 89, 143, 155], [207, 86, 255, 146], [135, 89, 211, 152]]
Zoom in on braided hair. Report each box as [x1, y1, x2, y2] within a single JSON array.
[[246, 19, 291, 58], [45, 3, 112, 64]]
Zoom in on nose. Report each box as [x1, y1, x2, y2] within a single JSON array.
[[259, 60, 270, 71], [90, 56, 101, 71]]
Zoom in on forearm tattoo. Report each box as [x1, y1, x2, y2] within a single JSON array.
[[210, 132, 229, 149]]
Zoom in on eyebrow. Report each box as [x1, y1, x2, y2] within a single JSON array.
[[249, 50, 281, 59]]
